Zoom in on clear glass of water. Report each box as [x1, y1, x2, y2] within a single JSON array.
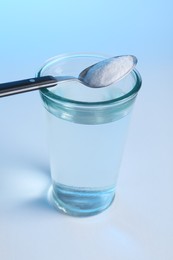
[[38, 53, 142, 217]]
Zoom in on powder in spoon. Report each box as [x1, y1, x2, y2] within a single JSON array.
[[82, 55, 137, 88]]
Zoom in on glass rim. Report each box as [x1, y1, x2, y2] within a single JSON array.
[[37, 53, 142, 107]]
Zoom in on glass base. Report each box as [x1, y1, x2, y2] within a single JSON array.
[[48, 183, 115, 217]]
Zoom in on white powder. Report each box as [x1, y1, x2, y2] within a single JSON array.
[[82, 55, 137, 88]]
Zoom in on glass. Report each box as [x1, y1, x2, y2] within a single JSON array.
[[38, 53, 142, 217]]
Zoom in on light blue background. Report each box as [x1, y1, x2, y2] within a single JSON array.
[[0, 1, 173, 260], [0, 0, 172, 81]]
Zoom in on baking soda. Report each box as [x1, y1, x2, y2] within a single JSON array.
[[82, 55, 136, 88]]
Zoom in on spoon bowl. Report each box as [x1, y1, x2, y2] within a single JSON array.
[[79, 55, 137, 88]]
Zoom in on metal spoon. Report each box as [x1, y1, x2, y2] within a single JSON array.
[[0, 55, 137, 97]]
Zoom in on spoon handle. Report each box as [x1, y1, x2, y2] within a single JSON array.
[[0, 76, 57, 97]]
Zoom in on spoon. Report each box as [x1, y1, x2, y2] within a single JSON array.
[[0, 55, 137, 97]]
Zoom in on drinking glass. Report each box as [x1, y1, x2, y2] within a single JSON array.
[[38, 53, 142, 217]]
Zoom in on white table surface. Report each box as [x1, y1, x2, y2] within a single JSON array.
[[0, 1, 173, 259]]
